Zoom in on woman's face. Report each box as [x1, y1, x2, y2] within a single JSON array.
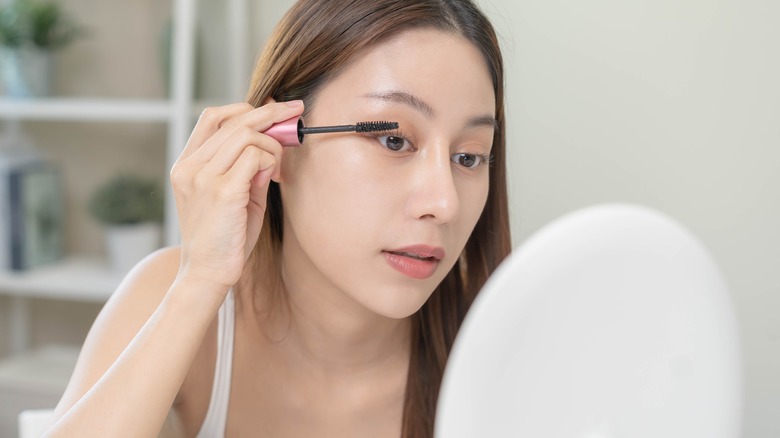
[[278, 28, 496, 319]]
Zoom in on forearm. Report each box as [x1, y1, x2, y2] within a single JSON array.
[[45, 278, 227, 438]]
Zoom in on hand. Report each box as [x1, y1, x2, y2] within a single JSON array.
[[170, 100, 304, 290]]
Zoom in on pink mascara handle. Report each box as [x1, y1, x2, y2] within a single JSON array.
[[264, 116, 304, 147]]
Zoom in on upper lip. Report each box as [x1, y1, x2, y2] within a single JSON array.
[[384, 245, 446, 261]]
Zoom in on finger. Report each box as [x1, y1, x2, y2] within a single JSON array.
[[189, 100, 303, 164], [224, 145, 277, 190], [178, 103, 255, 162], [204, 127, 283, 176]]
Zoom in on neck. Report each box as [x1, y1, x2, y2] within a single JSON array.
[[283, 285, 411, 375], [247, 247, 412, 378]]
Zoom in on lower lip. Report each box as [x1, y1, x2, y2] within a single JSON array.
[[383, 251, 439, 280]]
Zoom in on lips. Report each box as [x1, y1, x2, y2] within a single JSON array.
[[383, 245, 445, 280]]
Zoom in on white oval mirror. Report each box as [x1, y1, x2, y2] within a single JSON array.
[[436, 204, 741, 438]]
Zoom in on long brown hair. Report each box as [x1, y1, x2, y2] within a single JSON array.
[[242, 1, 511, 436]]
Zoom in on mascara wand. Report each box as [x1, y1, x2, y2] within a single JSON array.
[[264, 116, 399, 147]]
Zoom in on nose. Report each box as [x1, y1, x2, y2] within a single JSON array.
[[406, 147, 460, 224]]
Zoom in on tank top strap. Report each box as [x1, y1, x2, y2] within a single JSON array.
[[195, 288, 235, 438]]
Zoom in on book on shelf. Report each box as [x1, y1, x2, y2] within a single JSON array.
[[0, 153, 64, 272]]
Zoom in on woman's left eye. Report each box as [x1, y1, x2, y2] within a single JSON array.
[[377, 135, 412, 152], [452, 153, 490, 169]]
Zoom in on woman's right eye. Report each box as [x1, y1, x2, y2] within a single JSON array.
[[377, 135, 412, 152]]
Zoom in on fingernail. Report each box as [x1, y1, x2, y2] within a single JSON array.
[[285, 100, 304, 108]]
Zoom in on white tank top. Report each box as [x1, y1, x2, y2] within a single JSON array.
[[195, 289, 235, 438]]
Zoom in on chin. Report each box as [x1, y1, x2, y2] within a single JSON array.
[[360, 287, 433, 320], [374, 305, 424, 320]]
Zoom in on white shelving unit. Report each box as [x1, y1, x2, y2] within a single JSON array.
[[0, 0, 251, 244], [0, 0, 196, 359], [1, 0, 200, 246], [0, 0, 250, 350], [0, 2, 253, 434]]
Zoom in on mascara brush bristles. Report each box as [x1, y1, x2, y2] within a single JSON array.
[[299, 121, 398, 135], [355, 121, 399, 133]]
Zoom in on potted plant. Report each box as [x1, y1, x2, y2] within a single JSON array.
[[0, 0, 83, 97], [88, 174, 164, 273]]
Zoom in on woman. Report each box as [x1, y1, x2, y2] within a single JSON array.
[[47, 0, 510, 436]]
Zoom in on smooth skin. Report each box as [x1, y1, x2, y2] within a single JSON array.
[[45, 28, 496, 437]]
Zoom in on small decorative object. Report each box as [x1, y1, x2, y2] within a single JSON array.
[[88, 174, 164, 273], [0, 0, 83, 97]]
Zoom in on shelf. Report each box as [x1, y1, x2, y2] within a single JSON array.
[[0, 344, 78, 393], [0, 256, 124, 302], [0, 98, 173, 123], [0, 345, 74, 437], [0, 97, 237, 124]]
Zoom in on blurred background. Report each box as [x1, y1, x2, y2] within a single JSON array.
[[0, 0, 776, 436]]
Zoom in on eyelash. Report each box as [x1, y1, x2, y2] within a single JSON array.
[[374, 129, 493, 169]]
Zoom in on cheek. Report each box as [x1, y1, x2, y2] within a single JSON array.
[[282, 141, 401, 247], [453, 174, 490, 241], [456, 172, 490, 224]]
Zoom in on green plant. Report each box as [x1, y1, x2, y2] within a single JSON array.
[[88, 174, 164, 225], [0, 0, 83, 49]]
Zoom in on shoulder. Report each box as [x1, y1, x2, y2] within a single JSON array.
[[91, 246, 182, 340], [53, 246, 184, 415], [110, 245, 181, 306], [86, 244, 183, 348]]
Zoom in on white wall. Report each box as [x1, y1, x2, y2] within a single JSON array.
[[476, 0, 779, 436]]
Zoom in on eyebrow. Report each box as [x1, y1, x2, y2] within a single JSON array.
[[362, 90, 497, 130]]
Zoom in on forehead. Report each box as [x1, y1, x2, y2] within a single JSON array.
[[312, 28, 496, 119]]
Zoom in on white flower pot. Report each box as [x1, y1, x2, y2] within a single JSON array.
[[0, 46, 54, 98], [105, 222, 162, 274]]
